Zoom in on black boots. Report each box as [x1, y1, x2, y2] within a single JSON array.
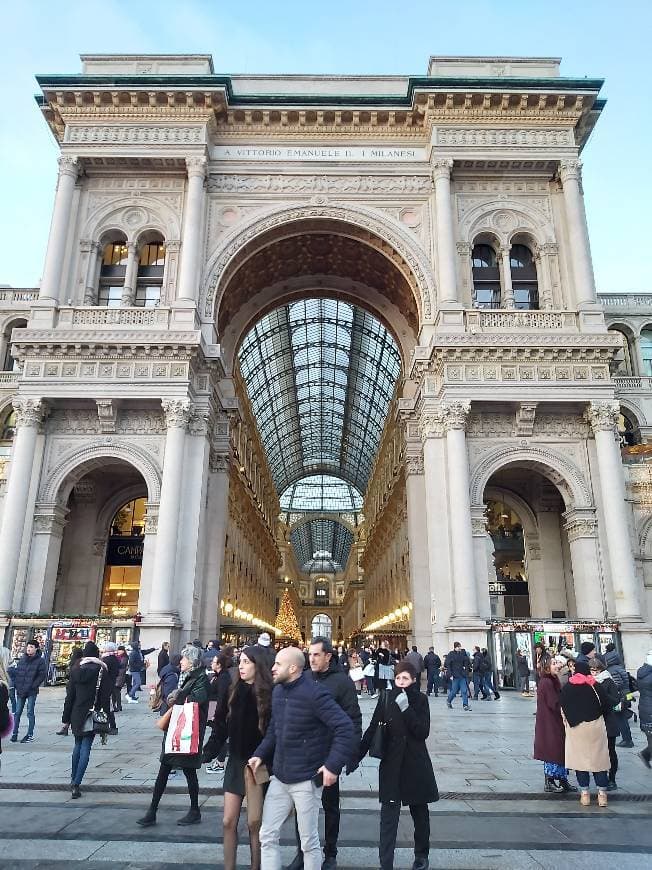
[[544, 775, 564, 793], [137, 807, 157, 827], [71, 784, 81, 799], [177, 807, 201, 825], [557, 777, 578, 793]]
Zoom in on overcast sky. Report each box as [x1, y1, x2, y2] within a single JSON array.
[[1, 0, 650, 292]]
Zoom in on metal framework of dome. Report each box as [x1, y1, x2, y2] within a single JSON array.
[[280, 474, 363, 513], [290, 520, 354, 573], [238, 298, 401, 495]]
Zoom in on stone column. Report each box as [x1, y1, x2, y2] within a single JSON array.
[[40, 156, 80, 304], [121, 243, 139, 306], [162, 239, 181, 304], [200, 448, 230, 641], [177, 156, 207, 303], [404, 442, 432, 650], [23, 504, 69, 613], [498, 245, 515, 309], [147, 399, 191, 620], [456, 242, 473, 307], [0, 398, 48, 610], [442, 402, 480, 620], [534, 243, 557, 310], [559, 159, 598, 308], [470, 505, 492, 618], [587, 401, 641, 619], [432, 158, 459, 305], [80, 240, 102, 305], [562, 507, 603, 619]]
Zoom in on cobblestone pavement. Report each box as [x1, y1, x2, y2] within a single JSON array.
[[0, 685, 650, 868]]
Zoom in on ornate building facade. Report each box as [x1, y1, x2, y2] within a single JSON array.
[[0, 54, 650, 668]]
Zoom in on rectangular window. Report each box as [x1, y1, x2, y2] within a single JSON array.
[[472, 283, 501, 308], [135, 284, 161, 307], [98, 285, 123, 307]]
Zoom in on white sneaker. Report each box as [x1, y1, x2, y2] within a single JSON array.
[[206, 760, 225, 774], [369, 693, 378, 699], [127, 698, 139, 704]]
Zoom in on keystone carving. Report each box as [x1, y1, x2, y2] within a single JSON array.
[[513, 403, 538, 438]]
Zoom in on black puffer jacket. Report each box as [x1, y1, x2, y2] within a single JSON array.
[[360, 683, 439, 805], [637, 662, 652, 731], [604, 650, 629, 698], [62, 658, 111, 737], [444, 649, 470, 679], [311, 657, 362, 766], [12, 650, 47, 698]]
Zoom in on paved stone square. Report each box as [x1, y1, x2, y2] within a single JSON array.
[[0, 685, 650, 868]]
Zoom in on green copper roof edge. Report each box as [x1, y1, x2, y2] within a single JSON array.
[[34, 74, 604, 107]]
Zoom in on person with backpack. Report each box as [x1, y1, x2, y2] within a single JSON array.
[[637, 649, 652, 771], [423, 648, 441, 697], [604, 644, 634, 747]]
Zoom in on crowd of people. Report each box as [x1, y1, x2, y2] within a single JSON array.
[[0, 632, 650, 868]]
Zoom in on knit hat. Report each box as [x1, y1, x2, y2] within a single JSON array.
[[83, 641, 100, 659], [258, 632, 271, 647], [580, 641, 595, 656]]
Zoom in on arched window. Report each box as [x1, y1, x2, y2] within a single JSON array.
[[135, 237, 165, 307], [641, 328, 652, 376], [471, 244, 501, 308], [0, 408, 16, 481], [98, 237, 128, 307], [510, 244, 539, 310], [311, 613, 332, 640], [618, 410, 641, 447], [608, 329, 634, 376], [2, 318, 27, 371]]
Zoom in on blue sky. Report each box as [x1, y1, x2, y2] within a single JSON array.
[[1, 0, 650, 292]]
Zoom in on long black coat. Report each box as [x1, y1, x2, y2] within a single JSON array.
[[62, 659, 112, 737], [637, 663, 652, 732], [360, 683, 438, 806], [160, 667, 209, 770]]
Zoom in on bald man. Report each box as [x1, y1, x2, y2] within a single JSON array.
[[249, 646, 355, 870]]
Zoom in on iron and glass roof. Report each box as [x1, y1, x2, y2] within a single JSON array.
[[280, 474, 363, 513], [290, 521, 354, 574], [238, 298, 401, 495]]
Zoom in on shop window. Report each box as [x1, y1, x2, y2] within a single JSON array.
[[471, 243, 501, 308], [101, 497, 146, 616], [510, 244, 539, 310], [98, 238, 128, 306]]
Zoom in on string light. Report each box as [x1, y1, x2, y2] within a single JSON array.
[[220, 599, 279, 635], [363, 601, 412, 632]]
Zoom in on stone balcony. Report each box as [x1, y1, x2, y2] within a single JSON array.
[[464, 308, 580, 332], [598, 292, 652, 312], [614, 376, 652, 392], [0, 288, 39, 305]]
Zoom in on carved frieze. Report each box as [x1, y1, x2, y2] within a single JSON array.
[[208, 174, 433, 194], [66, 125, 206, 144], [436, 128, 573, 148]]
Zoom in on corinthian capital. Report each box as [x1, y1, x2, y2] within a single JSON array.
[[585, 401, 620, 434], [432, 157, 454, 180], [559, 159, 582, 184], [418, 409, 445, 441], [440, 401, 471, 432], [57, 155, 81, 179], [12, 398, 48, 429], [185, 155, 207, 179], [162, 399, 192, 429]]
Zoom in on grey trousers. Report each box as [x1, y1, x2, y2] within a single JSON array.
[[260, 775, 323, 870]]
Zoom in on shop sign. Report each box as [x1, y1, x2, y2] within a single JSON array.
[[106, 536, 144, 566], [489, 580, 529, 596]]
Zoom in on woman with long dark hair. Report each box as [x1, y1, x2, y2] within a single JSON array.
[[214, 646, 272, 870], [137, 645, 209, 827], [533, 654, 576, 794]]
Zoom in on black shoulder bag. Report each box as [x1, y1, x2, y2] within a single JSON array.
[[83, 668, 110, 735], [368, 692, 390, 760]]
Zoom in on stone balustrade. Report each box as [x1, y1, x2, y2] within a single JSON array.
[[0, 371, 19, 386], [598, 293, 652, 309], [61, 306, 172, 329], [465, 309, 578, 332], [614, 375, 652, 391], [0, 288, 39, 304]]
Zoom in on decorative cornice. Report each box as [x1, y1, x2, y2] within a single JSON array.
[[161, 398, 191, 429]]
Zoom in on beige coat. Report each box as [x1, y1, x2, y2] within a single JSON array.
[[562, 715, 610, 772]]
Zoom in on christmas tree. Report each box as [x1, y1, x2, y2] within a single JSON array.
[[275, 589, 302, 642]]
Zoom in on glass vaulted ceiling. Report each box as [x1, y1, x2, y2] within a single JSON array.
[[290, 520, 354, 574], [238, 298, 401, 495]]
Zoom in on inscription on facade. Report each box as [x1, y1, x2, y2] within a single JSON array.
[[212, 145, 427, 162]]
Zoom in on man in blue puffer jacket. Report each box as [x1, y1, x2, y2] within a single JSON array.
[[249, 646, 354, 870], [10, 641, 47, 743]]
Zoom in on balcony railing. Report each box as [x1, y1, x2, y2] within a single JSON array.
[[0, 288, 39, 304], [58, 306, 172, 329], [0, 371, 19, 386], [464, 309, 578, 332], [598, 293, 652, 309], [614, 376, 652, 391]]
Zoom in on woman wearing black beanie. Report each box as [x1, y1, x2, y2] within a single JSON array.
[[61, 641, 111, 798]]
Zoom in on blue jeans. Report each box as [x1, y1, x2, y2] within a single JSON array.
[[13, 694, 37, 737], [9, 687, 16, 714], [576, 769, 608, 789], [72, 734, 95, 785], [447, 677, 469, 706], [427, 671, 440, 695], [129, 671, 142, 699]]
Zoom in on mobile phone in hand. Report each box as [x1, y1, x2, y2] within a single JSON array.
[[312, 771, 323, 788]]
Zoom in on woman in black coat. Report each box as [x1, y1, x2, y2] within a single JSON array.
[[213, 647, 272, 870], [360, 660, 438, 870], [202, 651, 233, 771], [61, 642, 111, 798], [56, 647, 84, 736], [590, 659, 623, 790], [137, 645, 209, 828]]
